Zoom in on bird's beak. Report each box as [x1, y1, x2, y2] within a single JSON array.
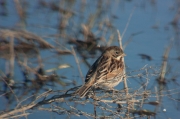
[[121, 53, 126, 57]]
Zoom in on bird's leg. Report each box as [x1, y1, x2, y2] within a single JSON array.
[[108, 87, 118, 97], [111, 87, 115, 97], [92, 87, 96, 98]]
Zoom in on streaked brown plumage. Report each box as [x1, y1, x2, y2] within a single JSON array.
[[75, 46, 125, 98]]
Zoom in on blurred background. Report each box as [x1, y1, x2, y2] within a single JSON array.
[[0, 0, 180, 118]]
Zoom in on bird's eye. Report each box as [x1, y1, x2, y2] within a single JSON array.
[[115, 51, 119, 54]]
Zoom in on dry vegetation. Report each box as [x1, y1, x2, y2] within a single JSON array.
[[0, 0, 180, 119]]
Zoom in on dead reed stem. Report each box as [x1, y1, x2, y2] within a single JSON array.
[[71, 46, 84, 83]]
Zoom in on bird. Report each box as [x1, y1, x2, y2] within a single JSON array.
[[75, 46, 126, 98]]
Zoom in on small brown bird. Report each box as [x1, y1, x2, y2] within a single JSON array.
[[75, 46, 126, 98]]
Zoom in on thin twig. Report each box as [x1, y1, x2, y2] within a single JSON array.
[[9, 35, 15, 78], [71, 46, 84, 83], [0, 104, 35, 118], [93, 90, 97, 119], [117, 30, 128, 94], [155, 38, 173, 113], [93, 100, 97, 119], [121, 7, 135, 40], [159, 40, 173, 84], [117, 30, 129, 118], [0, 76, 19, 102]]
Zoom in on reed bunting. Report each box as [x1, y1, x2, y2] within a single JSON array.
[[75, 46, 126, 98]]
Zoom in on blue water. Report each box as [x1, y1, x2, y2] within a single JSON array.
[[0, 0, 180, 118]]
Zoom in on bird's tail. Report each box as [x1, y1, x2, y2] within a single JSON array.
[[75, 84, 92, 98]]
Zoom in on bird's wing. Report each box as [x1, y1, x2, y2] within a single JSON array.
[[85, 55, 109, 83]]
